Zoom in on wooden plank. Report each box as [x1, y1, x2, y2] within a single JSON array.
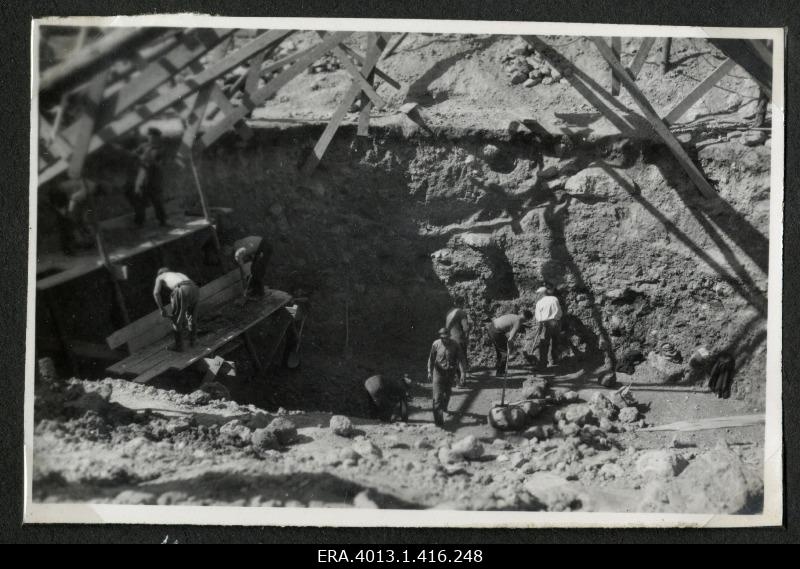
[[106, 266, 249, 350], [39, 114, 72, 160], [39, 29, 295, 185], [332, 44, 386, 109], [67, 70, 109, 179], [640, 414, 765, 432], [628, 37, 655, 80], [337, 43, 401, 90], [245, 47, 269, 94], [590, 37, 717, 199], [116, 291, 293, 382], [301, 35, 385, 175], [177, 86, 213, 161], [611, 37, 621, 96], [209, 83, 253, 140], [60, 28, 235, 148], [709, 39, 771, 95], [747, 39, 773, 67], [198, 31, 352, 150], [663, 58, 736, 125], [357, 33, 385, 136]]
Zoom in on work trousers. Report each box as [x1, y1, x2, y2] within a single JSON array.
[[170, 281, 199, 340], [487, 323, 508, 374], [432, 366, 456, 426], [128, 169, 167, 226], [538, 319, 561, 366]]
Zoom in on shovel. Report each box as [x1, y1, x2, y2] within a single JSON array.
[[286, 317, 306, 369], [487, 354, 510, 429]]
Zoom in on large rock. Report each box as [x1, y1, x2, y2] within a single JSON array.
[[523, 472, 584, 512], [635, 450, 688, 480], [520, 399, 544, 419], [669, 443, 763, 514], [251, 428, 280, 452], [564, 167, 638, 200], [563, 403, 594, 426], [265, 417, 298, 445], [589, 392, 618, 420], [329, 415, 355, 437], [521, 377, 548, 400], [450, 435, 484, 460], [114, 490, 156, 505], [633, 352, 685, 384], [618, 406, 639, 423], [488, 405, 528, 431]]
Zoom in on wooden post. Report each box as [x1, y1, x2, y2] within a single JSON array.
[[628, 37, 655, 80], [611, 37, 621, 96], [189, 153, 227, 273], [661, 37, 672, 73], [243, 330, 263, 374]]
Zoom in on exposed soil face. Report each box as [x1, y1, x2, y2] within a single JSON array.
[[34, 32, 771, 513]]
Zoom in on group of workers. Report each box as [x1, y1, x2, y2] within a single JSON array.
[[367, 283, 565, 428], [153, 234, 272, 352], [48, 127, 168, 256]]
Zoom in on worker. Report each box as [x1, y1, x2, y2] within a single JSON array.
[[48, 178, 102, 255], [364, 374, 411, 423], [153, 267, 199, 352], [427, 328, 467, 427], [128, 127, 168, 227], [486, 310, 533, 376], [444, 300, 471, 374], [233, 234, 273, 299], [535, 283, 563, 368]]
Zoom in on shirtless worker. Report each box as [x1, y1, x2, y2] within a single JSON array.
[[444, 300, 471, 379], [486, 309, 533, 375], [153, 268, 200, 352], [427, 328, 467, 427], [234, 235, 273, 299]]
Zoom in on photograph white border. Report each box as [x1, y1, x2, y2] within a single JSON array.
[[25, 14, 785, 528]]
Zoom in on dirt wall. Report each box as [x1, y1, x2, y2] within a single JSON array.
[[124, 125, 771, 410]]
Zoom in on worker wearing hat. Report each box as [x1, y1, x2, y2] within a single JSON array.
[[427, 327, 467, 427]]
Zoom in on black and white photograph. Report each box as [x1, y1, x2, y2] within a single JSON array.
[[26, 16, 783, 526]]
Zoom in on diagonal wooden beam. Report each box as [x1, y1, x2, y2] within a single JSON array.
[[709, 39, 771, 96], [39, 114, 72, 161], [68, 70, 109, 179], [591, 37, 717, 199], [610, 37, 622, 96], [663, 58, 736, 125], [302, 36, 386, 175], [313, 31, 387, 109], [245, 47, 269, 94], [209, 83, 253, 140], [383, 32, 409, 59], [628, 37, 656, 80], [337, 42, 401, 90], [358, 33, 387, 136], [177, 87, 213, 162], [197, 31, 352, 151], [39, 29, 295, 186], [58, 28, 235, 147]]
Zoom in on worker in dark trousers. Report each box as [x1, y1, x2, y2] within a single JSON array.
[[364, 374, 411, 422], [445, 300, 471, 380], [48, 178, 102, 255], [234, 235, 272, 299], [153, 267, 199, 352], [427, 328, 467, 427], [486, 310, 533, 376], [127, 127, 168, 227], [535, 284, 563, 367]]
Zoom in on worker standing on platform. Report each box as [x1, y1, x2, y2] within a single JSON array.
[[48, 177, 102, 255], [233, 235, 272, 299], [130, 127, 168, 227], [153, 267, 199, 352]]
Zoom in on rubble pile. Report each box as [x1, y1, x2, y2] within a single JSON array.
[[501, 41, 571, 87]]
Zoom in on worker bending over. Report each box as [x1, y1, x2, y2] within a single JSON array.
[[427, 328, 467, 427], [487, 310, 533, 375], [364, 375, 411, 423], [154, 267, 199, 352], [234, 235, 273, 299]]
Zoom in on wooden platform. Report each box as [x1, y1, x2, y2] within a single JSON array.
[[36, 209, 216, 291], [106, 266, 292, 383]]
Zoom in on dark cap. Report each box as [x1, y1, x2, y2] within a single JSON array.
[[438, 327, 449, 338], [147, 126, 162, 137]]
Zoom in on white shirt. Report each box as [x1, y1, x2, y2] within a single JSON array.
[[535, 295, 562, 322]]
